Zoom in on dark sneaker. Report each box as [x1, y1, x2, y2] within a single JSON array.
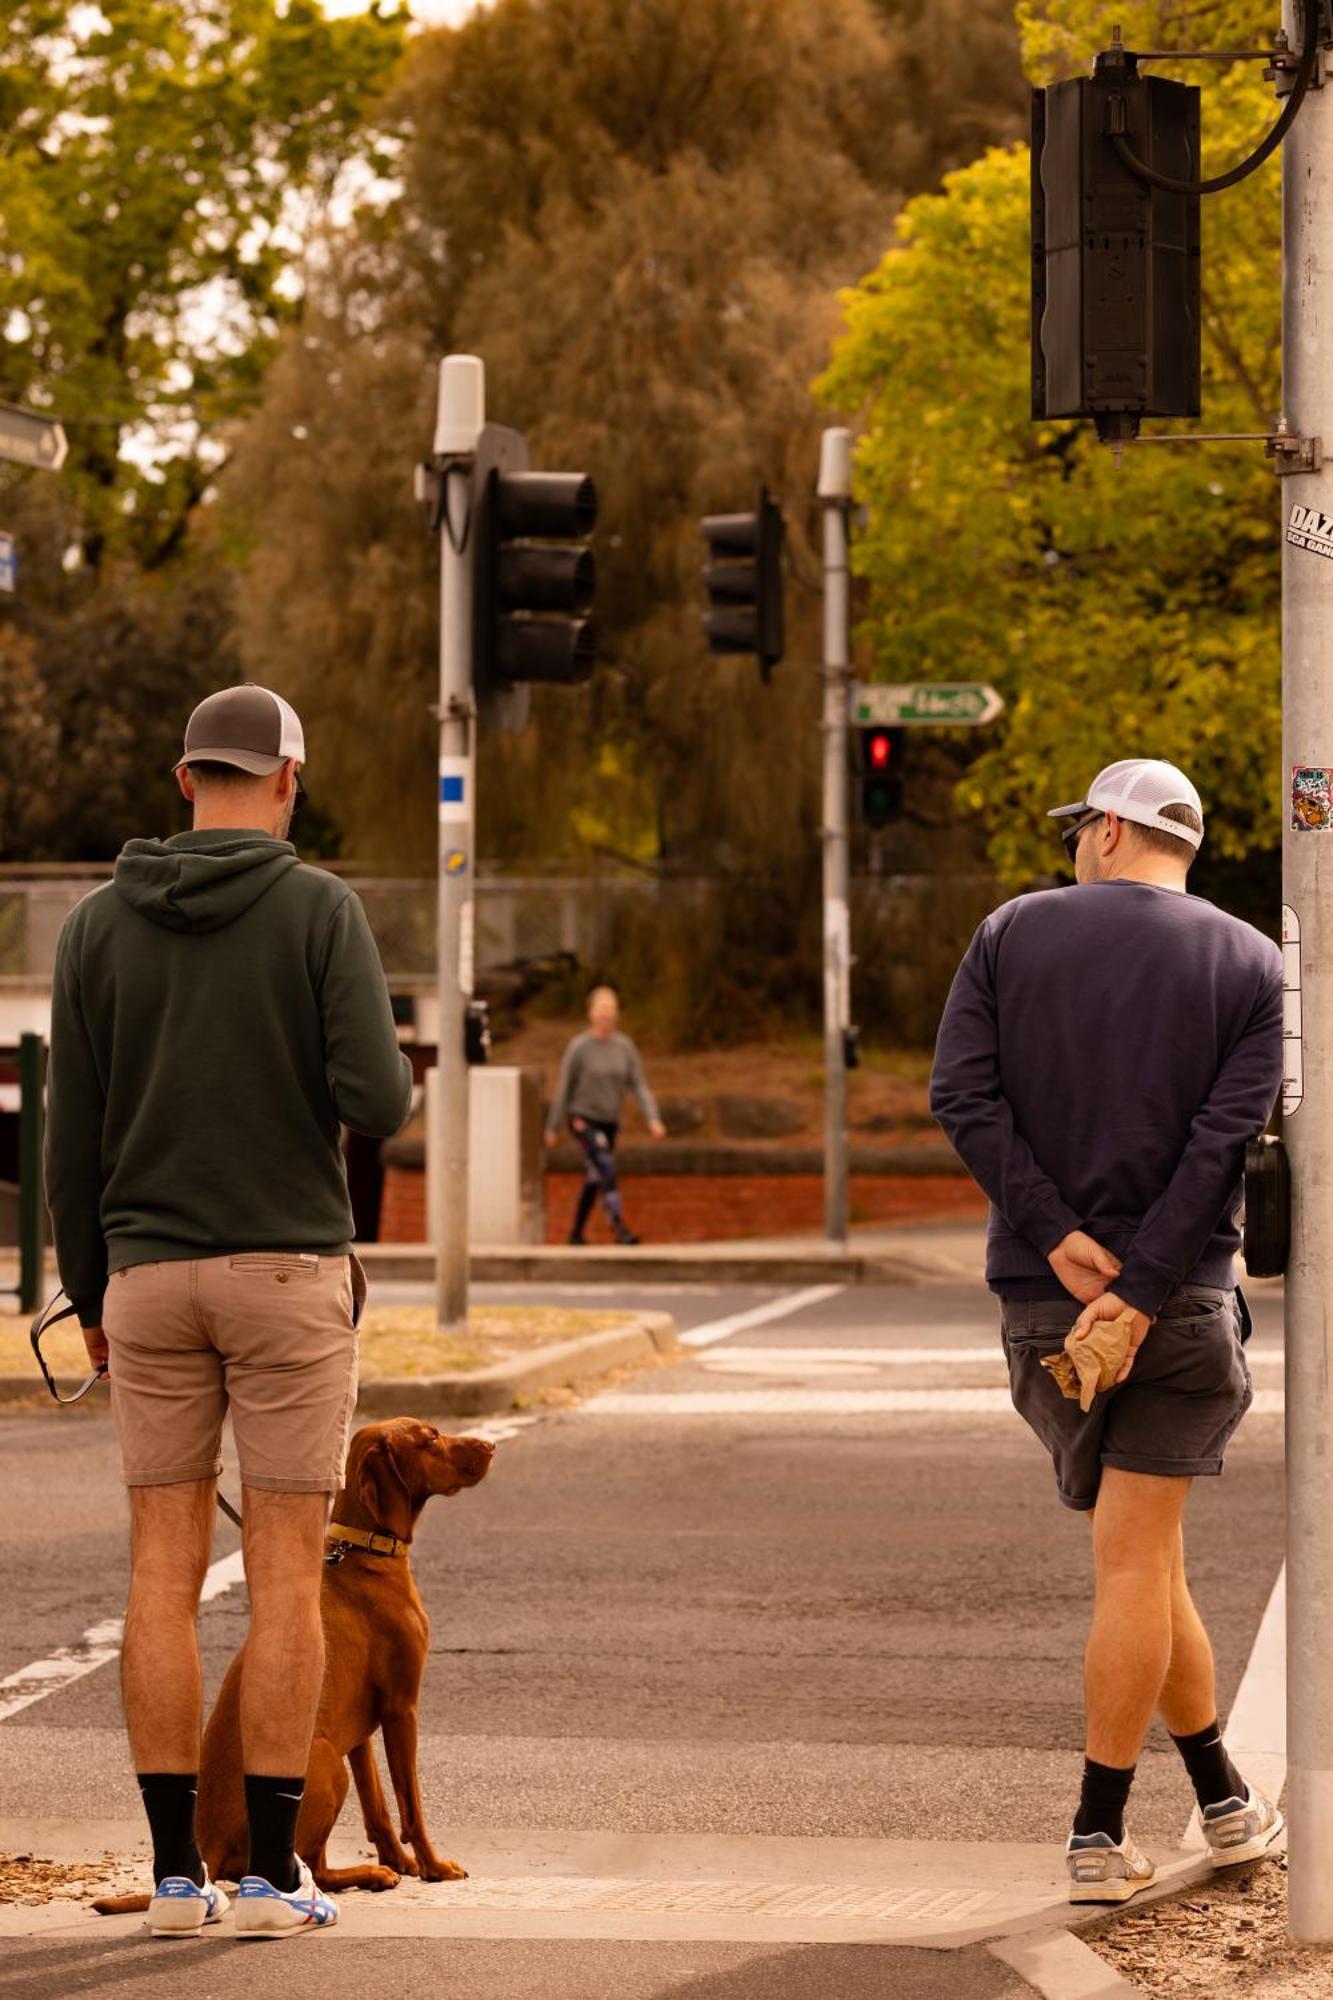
[[1202, 1788, 1284, 1868], [1066, 1828, 1156, 1904]]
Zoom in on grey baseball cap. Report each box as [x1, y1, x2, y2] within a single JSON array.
[[1047, 758, 1204, 852], [174, 683, 306, 778]]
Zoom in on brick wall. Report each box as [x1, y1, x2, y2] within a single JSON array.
[[378, 1164, 986, 1245]]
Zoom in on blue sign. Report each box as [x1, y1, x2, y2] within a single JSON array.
[[0, 532, 14, 595]]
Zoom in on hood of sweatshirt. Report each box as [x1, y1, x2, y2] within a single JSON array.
[[114, 829, 301, 934]]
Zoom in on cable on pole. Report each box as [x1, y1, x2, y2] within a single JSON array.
[[1108, 0, 1322, 195]]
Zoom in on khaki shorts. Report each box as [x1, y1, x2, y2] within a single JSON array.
[[102, 1251, 365, 1495]]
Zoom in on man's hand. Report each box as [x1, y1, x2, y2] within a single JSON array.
[[81, 1324, 109, 1376], [1068, 1291, 1153, 1385], [649, 1120, 666, 1141], [1048, 1229, 1123, 1305], [544, 1130, 559, 1150]]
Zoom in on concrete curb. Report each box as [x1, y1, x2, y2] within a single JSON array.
[[0, 1311, 679, 1415], [354, 1312, 679, 1417], [358, 1243, 976, 1287], [990, 1928, 1141, 1998]]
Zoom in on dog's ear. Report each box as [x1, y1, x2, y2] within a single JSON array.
[[356, 1435, 416, 1542]]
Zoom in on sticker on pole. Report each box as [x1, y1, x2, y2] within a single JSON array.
[[1283, 904, 1303, 1116], [1292, 766, 1333, 830], [1287, 503, 1333, 562], [439, 757, 468, 823]]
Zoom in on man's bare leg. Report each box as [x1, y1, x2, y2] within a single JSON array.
[[1157, 1528, 1220, 1737], [122, 1479, 216, 1886], [239, 1489, 328, 1771], [238, 1489, 328, 1891], [1085, 1469, 1191, 1765], [123, 1480, 217, 1770]]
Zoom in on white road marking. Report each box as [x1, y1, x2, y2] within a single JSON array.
[[584, 1388, 1287, 1418], [0, 1543, 246, 1725], [679, 1286, 844, 1350], [699, 1344, 1286, 1371]]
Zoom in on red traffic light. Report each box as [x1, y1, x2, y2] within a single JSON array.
[[867, 730, 892, 769]]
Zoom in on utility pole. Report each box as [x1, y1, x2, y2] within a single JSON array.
[[817, 428, 853, 1243], [1283, 0, 1333, 1945], [420, 354, 485, 1333]]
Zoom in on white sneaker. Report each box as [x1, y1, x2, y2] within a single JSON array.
[[234, 1857, 338, 1938], [1202, 1787, 1285, 1868], [147, 1870, 229, 1937], [1066, 1828, 1157, 1904]]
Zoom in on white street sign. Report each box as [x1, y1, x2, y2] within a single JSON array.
[[850, 681, 1004, 727], [0, 403, 68, 473], [0, 533, 13, 595]]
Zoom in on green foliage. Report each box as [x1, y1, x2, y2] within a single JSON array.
[[230, 0, 1028, 875], [821, 2, 1283, 885], [0, 0, 405, 559], [0, 0, 404, 857]]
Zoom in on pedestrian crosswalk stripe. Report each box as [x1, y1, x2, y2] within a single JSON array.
[[580, 1388, 1286, 1418]]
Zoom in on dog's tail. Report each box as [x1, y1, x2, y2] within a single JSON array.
[[92, 1891, 151, 1915]]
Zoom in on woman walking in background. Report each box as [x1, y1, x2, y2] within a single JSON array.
[[545, 986, 666, 1244]]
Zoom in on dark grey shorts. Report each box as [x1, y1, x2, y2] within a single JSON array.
[[1000, 1286, 1253, 1512]]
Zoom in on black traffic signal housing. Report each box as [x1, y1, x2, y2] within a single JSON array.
[[472, 423, 596, 722], [859, 726, 904, 829], [700, 485, 785, 680], [1031, 44, 1200, 443]]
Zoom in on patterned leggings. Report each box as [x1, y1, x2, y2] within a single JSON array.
[[571, 1118, 624, 1232]]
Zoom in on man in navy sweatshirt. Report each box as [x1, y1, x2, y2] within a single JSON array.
[[931, 758, 1284, 1906]]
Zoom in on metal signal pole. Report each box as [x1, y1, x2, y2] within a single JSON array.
[[421, 354, 485, 1333], [1283, 0, 1333, 1943], [818, 428, 854, 1242]]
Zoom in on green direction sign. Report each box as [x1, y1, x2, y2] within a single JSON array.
[[850, 681, 1004, 727], [0, 402, 68, 473]]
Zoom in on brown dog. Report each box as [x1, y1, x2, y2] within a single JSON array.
[[96, 1417, 494, 1911]]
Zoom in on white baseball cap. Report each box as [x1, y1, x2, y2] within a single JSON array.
[[1047, 759, 1205, 851]]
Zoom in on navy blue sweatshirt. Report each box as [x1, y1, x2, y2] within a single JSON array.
[[929, 881, 1284, 1316]]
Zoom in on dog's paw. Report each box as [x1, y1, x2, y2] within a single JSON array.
[[419, 1858, 468, 1882]]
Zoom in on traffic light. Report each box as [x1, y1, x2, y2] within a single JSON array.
[[699, 485, 785, 680], [472, 423, 596, 718], [859, 726, 904, 828], [1031, 44, 1200, 443]]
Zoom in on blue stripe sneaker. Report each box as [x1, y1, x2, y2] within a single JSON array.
[[234, 1858, 338, 1939], [147, 1870, 230, 1937]]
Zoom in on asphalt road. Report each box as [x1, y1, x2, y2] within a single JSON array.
[[0, 1279, 1285, 1998]]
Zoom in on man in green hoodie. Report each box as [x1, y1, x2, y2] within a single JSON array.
[[44, 682, 413, 1940]]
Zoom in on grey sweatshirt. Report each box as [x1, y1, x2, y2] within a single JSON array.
[[929, 880, 1284, 1316], [546, 1030, 660, 1134], [45, 828, 414, 1326]]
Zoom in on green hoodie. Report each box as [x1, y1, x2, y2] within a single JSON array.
[[45, 828, 413, 1326]]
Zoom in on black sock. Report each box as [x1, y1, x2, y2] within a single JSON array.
[[244, 1775, 305, 1892], [137, 1773, 203, 1887], [1072, 1758, 1136, 1842], [1171, 1720, 1246, 1811]]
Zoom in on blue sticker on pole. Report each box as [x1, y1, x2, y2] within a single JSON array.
[[439, 758, 468, 823]]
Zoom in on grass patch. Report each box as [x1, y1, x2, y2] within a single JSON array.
[[3, 1301, 635, 1395]]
